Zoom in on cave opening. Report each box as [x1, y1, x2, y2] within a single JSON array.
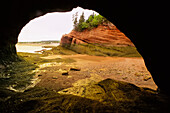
[[1, 1, 170, 112], [14, 6, 157, 92]]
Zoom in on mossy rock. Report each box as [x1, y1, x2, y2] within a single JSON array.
[[1, 79, 170, 113]]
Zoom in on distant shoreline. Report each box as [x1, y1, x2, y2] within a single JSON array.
[[18, 40, 60, 44], [16, 42, 59, 53]]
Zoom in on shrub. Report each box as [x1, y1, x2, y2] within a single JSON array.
[[81, 22, 89, 29], [73, 12, 109, 32]]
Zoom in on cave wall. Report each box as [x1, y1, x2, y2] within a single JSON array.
[[1, 1, 170, 94]]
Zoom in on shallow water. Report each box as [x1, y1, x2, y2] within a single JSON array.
[[16, 43, 59, 53]]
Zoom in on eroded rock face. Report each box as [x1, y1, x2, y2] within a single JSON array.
[[60, 23, 134, 47]]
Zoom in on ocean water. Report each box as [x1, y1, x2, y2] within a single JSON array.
[[16, 43, 58, 53]]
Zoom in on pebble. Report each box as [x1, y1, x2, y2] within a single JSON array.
[[38, 74, 42, 77], [135, 72, 144, 76], [70, 67, 81, 71], [143, 76, 151, 81], [52, 77, 58, 79], [62, 71, 69, 75], [122, 77, 128, 80]]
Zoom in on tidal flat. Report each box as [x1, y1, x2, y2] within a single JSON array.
[[0, 43, 169, 113]]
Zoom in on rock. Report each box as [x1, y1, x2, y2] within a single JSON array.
[[143, 76, 151, 81], [23, 55, 29, 57], [63, 90, 68, 92], [122, 77, 128, 80], [38, 74, 42, 77], [62, 71, 69, 76], [70, 67, 81, 71], [0, 65, 5, 69], [135, 72, 144, 77], [60, 23, 134, 47], [71, 38, 86, 45], [52, 76, 58, 79]]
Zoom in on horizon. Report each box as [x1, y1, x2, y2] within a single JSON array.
[[17, 40, 60, 43], [18, 7, 98, 42]]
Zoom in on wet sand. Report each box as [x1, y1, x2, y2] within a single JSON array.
[[37, 54, 157, 91]]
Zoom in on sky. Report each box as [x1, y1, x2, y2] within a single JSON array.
[[18, 7, 99, 42]]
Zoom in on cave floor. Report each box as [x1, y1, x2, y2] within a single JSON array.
[[1, 51, 169, 113], [37, 54, 157, 91]]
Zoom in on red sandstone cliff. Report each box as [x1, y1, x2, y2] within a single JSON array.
[[60, 23, 134, 47]]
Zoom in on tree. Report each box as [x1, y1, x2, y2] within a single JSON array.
[[72, 12, 109, 32], [76, 12, 86, 31], [79, 12, 85, 23], [72, 12, 78, 30], [81, 22, 89, 29], [86, 14, 94, 23]]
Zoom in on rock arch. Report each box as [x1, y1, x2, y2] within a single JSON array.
[[1, 1, 169, 94]]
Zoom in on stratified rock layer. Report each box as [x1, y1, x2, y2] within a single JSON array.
[[60, 23, 135, 47]]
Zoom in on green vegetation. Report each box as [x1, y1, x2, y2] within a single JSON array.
[[73, 12, 109, 32], [63, 44, 141, 57], [43, 45, 141, 57], [17, 52, 76, 64], [42, 45, 77, 56]]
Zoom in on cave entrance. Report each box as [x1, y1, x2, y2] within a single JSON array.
[[15, 6, 157, 92]]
